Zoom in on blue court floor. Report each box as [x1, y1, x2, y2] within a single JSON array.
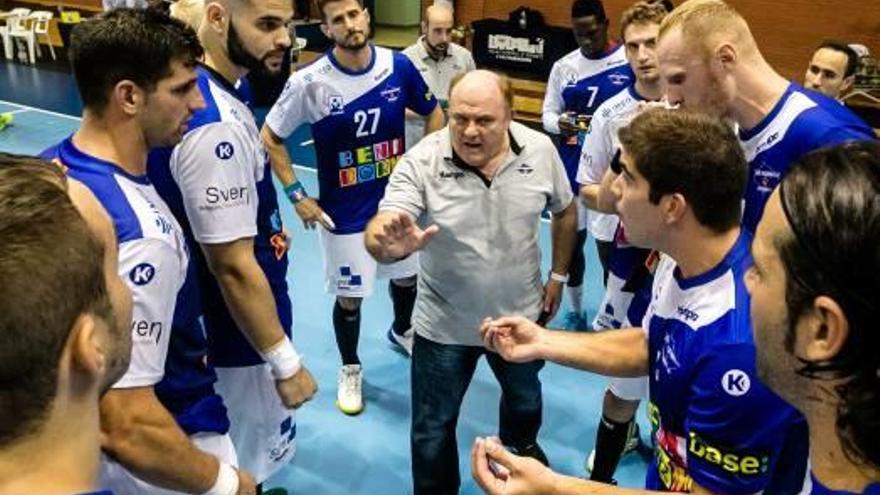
[[0, 61, 651, 494]]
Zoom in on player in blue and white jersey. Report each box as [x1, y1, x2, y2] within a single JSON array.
[[148, 0, 317, 487], [748, 142, 880, 495], [43, 10, 255, 495], [657, 2, 874, 489], [541, 0, 634, 328], [656, 0, 875, 235], [261, 0, 443, 415], [542, 0, 633, 326], [574, 3, 668, 481], [474, 109, 799, 495]]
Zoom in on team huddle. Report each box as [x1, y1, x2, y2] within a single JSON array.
[[0, 0, 878, 495]]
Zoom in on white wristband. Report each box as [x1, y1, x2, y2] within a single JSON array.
[[203, 462, 239, 495], [550, 272, 569, 283], [260, 336, 302, 380]]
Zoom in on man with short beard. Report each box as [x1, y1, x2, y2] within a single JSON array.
[[402, 2, 475, 149], [261, 0, 443, 416], [147, 0, 317, 489]]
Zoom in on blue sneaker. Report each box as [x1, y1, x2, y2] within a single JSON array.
[[387, 326, 413, 356]]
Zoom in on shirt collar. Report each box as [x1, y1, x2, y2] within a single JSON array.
[[442, 125, 526, 188]]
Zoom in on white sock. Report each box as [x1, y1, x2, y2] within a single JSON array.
[[567, 284, 584, 315]]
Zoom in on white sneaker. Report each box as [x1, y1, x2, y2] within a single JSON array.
[[387, 326, 414, 356], [336, 364, 363, 415]]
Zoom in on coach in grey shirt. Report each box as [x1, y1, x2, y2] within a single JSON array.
[[366, 70, 577, 495], [402, 3, 476, 149]]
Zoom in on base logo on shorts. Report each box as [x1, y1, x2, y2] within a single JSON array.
[[336, 265, 363, 291]]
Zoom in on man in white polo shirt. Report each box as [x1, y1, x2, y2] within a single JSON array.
[[402, 2, 475, 149], [365, 69, 578, 495]]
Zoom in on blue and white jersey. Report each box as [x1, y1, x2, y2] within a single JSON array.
[[740, 83, 875, 232], [153, 254, 229, 435], [808, 474, 880, 495], [542, 44, 633, 192], [42, 139, 188, 389], [591, 226, 652, 331], [149, 65, 292, 369], [265, 45, 439, 235], [643, 233, 798, 493], [576, 84, 644, 241]]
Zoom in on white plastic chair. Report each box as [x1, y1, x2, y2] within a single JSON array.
[[29, 11, 56, 61], [0, 8, 31, 61]]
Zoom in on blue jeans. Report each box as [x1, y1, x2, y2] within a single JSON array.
[[411, 334, 544, 495]]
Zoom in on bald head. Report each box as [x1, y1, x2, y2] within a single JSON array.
[[450, 70, 513, 114], [425, 4, 453, 26], [448, 70, 513, 169], [659, 0, 759, 59]]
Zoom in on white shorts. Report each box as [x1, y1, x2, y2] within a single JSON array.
[[214, 364, 296, 484], [592, 271, 635, 331], [607, 376, 648, 402], [100, 432, 237, 495], [319, 229, 419, 297]]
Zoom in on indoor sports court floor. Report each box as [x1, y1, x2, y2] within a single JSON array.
[[0, 60, 651, 494]]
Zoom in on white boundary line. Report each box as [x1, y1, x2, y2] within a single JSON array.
[[0, 99, 82, 121]]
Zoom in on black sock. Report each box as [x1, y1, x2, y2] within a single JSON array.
[[333, 301, 361, 365], [389, 281, 416, 336], [590, 415, 634, 482]]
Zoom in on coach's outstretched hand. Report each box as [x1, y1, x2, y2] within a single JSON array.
[[275, 366, 318, 409], [366, 211, 439, 263], [480, 316, 547, 363]]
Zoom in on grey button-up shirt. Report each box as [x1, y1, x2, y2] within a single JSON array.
[[379, 121, 573, 346]]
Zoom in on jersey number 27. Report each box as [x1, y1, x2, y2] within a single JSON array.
[[354, 108, 381, 138]]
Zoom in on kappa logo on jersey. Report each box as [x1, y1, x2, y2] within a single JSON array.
[[608, 72, 631, 85], [754, 131, 780, 156], [721, 369, 751, 396], [328, 95, 345, 115], [215, 141, 235, 160], [130, 263, 156, 286], [439, 169, 465, 179], [373, 67, 390, 82], [381, 85, 401, 102], [677, 306, 699, 322]]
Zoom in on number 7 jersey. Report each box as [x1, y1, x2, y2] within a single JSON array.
[[265, 45, 438, 235]]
